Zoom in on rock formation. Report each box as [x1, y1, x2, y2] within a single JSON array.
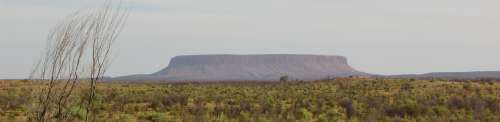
[[115, 54, 371, 81]]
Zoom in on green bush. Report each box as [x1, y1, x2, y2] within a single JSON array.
[[338, 98, 355, 119], [64, 106, 87, 120]]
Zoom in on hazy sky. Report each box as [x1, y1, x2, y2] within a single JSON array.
[[1, 0, 500, 79]]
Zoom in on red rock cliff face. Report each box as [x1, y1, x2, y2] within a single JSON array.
[[146, 54, 369, 81]]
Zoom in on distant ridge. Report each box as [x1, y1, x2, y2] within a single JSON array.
[[115, 54, 371, 81], [391, 71, 500, 80], [113, 54, 500, 82]]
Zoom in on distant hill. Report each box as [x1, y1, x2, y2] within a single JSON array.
[[113, 54, 500, 82], [390, 71, 500, 80], [114, 54, 371, 81]]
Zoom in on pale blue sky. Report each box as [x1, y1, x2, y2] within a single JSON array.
[[1, 0, 500, 79]]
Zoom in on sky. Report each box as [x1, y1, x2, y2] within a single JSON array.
[[1, 0, 500, 79]]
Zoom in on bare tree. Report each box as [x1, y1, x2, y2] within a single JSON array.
[[30, 1, 127, 122]]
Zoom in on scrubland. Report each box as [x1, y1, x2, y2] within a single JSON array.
[[1, 78, 499, 121]]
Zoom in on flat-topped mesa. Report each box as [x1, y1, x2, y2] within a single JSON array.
[[147, 54, 370, 81], [114, 54, 500, 81]]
